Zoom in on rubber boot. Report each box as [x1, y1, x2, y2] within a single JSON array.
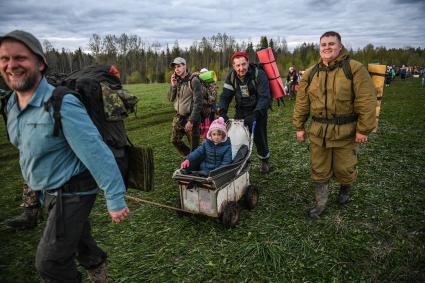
[[309, 182, 329, 219], [260, 159, 270, 174], [337, 184, 351, 204], [5, 206, 40, 229], [87, 262, 109, 283]]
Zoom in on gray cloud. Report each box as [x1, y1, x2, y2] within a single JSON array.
[[0, 0, 423, 51]]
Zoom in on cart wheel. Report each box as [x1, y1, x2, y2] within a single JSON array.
[[244, 185, 259, 210], [175, 197, 188, 217], [221, 201, 239, 229]]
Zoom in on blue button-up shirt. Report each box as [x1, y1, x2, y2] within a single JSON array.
[[7, 78, 126, 211]]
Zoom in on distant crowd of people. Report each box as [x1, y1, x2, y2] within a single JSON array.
[[287, 64, 424, 89]]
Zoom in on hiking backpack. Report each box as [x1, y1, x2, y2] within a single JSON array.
[[47, 65, 154, 192], [188, 74, 218, 119], [45, 64, 139, 152]]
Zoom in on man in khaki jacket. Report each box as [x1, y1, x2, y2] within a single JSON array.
[[293, 31, 376, 218], [168, 57, 203, 156]]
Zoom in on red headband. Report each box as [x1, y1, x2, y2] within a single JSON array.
[[231, 51, 249, 62]]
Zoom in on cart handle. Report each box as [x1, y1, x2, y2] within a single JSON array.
[[236, 120, 256, 176], [125, 195, 188, 213]]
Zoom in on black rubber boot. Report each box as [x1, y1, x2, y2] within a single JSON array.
[[337, 184, 351, 204], [309, 182, 329, 219], [5, 207, 40, 229], [87, 262, 109, 283], [260, 159, 270, 174], [173, 142, 190, 157]]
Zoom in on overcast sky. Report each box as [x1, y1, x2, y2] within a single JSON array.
[[1, 0, 424, 52]]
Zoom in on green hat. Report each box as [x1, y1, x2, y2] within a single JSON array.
[[0, 30, 48, 69]]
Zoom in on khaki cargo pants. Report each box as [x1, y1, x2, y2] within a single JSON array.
[[310, 142, 358, 184]]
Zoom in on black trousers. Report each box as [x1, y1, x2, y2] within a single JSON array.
[[35, 193, 106, 283], [236, 113, 270, 160]]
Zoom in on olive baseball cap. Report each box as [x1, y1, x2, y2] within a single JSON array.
[[170, 57, 186, 67], [0, 30, 48, 68]]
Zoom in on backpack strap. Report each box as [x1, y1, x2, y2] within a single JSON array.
[[229, 70, 235, 90], [305, 58, 353, 91], [343, 58, 355, 100], [187, 73, 198, 92], [251, 66, 259, 90], [305, 64, 319, 92], [44, 86, 80, 137], [341, 58, 353, 80]]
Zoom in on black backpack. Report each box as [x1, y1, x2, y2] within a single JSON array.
[[47, 65, 154, 192], [46, 64, 138, 152]]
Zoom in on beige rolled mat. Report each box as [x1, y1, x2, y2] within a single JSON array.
[[368, 64, 386, 133]]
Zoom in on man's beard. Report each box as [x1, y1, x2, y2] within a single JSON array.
[[4, 67, 40, 92]]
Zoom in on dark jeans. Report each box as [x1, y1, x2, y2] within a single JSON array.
[[35, 193, 106, 283], [288, 82, 297, 98]]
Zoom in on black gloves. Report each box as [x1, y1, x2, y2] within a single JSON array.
[[244, 114, 255, 126], [244, 111, 260, 126]]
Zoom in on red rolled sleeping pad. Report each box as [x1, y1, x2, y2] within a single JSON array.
[[256, 47, 285, 100]]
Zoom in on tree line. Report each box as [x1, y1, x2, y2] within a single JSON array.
[[42, 33, 425, 84]]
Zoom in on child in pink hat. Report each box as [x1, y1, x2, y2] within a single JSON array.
[[180, 117, 232, 174]]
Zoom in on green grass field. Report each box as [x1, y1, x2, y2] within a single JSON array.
[[1, 79, 424, 282]]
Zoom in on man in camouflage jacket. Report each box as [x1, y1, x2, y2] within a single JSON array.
[[168, 57, 203, 156], [293, 31, 376, 218]]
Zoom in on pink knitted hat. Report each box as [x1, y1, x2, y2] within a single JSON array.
[[207, 117, 227, 142]]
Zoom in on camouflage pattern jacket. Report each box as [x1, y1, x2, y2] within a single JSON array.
[[168, 73, 203, 123], [293, 49, 377, 147]]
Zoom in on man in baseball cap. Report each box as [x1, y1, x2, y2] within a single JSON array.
[[170, 56, 186, 67], [168, 56, 203, 156]]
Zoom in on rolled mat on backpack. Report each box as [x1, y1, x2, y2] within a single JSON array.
[[126, 145, 154, 191], [368, 64, 386, 133], [256, 47, 285, 100]]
